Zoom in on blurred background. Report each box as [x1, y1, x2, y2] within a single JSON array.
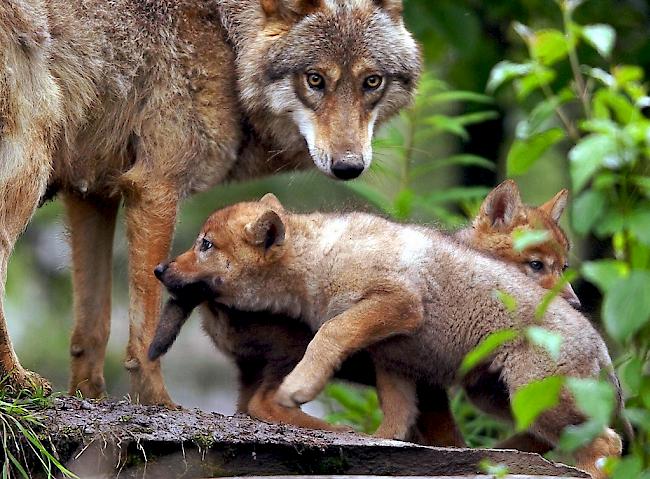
[[6, 0, 649, 424]]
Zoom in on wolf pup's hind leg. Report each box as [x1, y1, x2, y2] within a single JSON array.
[[373, 366, 418, 440], [65, 194, 119, 398]]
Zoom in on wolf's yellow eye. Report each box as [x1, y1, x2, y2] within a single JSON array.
[[363, 75, 383, 90], [306, 73, 325, 89]]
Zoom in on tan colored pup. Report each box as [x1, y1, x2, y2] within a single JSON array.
[[458, 179, 580, 309], [0, 0, 420, 401], [152, 194, 622, 477], [149, 180, 579, 448]]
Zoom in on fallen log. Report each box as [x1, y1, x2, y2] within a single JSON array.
[[15, 397, 588, 478]]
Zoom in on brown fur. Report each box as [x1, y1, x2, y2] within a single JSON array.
[[457, 180, 580, 308], [0, 0, 420, 402], [151, 184, 577, 447], [151, 193, 623, 477]]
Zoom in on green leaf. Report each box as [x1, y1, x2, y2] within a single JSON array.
[[425, 115, 469, 139], [511, 376, 564, 431], [559, 419, 607, 452], [507, 128, 565, 176], [567, 377, 616, 423], [612, 65, 644, 87], [627, 209, 650, 245], [612, 456, 643, 479], [603, 271, 650, 342], [535, 269, 577, 320], [525, 326, 563, 361], [516, 95, 569, 140], [494, 290, 518, 313], [479, 460, 509, 478], [427, 90, 495, 105], [618, 357, 642, 395], [623, 408, 650, 429], [572, 190, 606, 235], [581, 24, 616, 58], [530, 29, 569, 66], [569, 134, 617, 191], [581, 260, 629, 293], [410, 155, 496, 178], [516, 67, 556, 100], [346, 182, 392, 214], [423, 186, 491, 205], [459, 329, 518, 375], [487, 61, 534, 93], [393, 189, 415, 220], [512, 229, 551, 252]]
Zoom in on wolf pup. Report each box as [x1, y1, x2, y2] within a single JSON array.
[[0, 0, 420, 402], [150, 181, 578, 447], [151, 194, 622, 477]]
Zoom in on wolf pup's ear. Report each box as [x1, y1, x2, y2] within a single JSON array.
[[148, 299, 193, 361], [259, 193, 285, 212], [245, 210, 286, 250], [261, 0, 322, 21], [539, 189, 568, 224], [477, 179, 524, 231], [372, 0, 404, 21]]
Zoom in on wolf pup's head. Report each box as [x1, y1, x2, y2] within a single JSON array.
[[153, 194, 293, 320], [237, 0, 422, 180], [466, 180, 581, 309]]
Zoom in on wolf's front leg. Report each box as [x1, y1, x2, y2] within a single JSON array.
[[275, 291, 423, 408], [122, 174, 178, 406], [0, 161, 52, 395]]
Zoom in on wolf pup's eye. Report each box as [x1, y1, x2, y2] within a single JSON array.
[[529, 260, 544, 272], [200, 238, 214, 252], [363, 75, 383, 90], [306, 73, 325, 90]]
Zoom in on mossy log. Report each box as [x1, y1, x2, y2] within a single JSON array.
[[19, 397, 588, 478]]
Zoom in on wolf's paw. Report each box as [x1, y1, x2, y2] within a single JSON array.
[[275, 373, 320, 408], [4, 368, 52, 396]]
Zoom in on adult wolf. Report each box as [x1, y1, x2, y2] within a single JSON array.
[[0, 0, 420, 404]]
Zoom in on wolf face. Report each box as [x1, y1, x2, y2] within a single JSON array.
[[153, 194, 292, 317], [236, 0, 421, 180], [466, 180, 580, 309]]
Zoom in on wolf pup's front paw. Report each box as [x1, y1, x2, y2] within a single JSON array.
[[276, 372, 320, 408]]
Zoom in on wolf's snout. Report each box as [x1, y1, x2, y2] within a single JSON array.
[[331, 152, 365, 180], [154, 262, 169, 280]]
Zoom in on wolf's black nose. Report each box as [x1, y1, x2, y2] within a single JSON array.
[[331, 161, 364, 180], [154, 263, 168, 279]]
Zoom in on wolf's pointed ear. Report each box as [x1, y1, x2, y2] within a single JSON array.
[[261, 0, 322, 21], [372, 0, 404, 21], [245, 210, 286, 249], [476, 179, 524, 230], [259, 193, 285, 212], [539, 189, 568, 224]]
